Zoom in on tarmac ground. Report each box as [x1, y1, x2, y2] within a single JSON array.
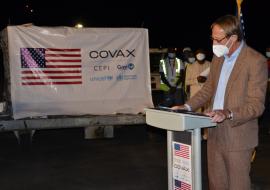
[[0, 89, 269, 190]]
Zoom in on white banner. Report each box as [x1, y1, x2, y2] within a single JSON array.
[[6, 25, 153, 119]]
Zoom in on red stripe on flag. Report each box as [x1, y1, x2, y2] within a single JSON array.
[[21, 70, 81, 74], [22, 81, 82, 85], [22, 76, 82, 80]]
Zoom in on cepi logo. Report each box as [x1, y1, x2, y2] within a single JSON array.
[[117, 63, 135, 70], [93, 65, 110, 71]]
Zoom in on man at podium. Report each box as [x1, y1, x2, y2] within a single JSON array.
[[172, 15, 268, 190]]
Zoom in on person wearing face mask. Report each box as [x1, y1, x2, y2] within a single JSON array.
[[180, 47, 196, 99], [185, 49, 210, 99], [182, 47, 196, 66], [159, 47, 185, 107], [171, 15, 268, 190]]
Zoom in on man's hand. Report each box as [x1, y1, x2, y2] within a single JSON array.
[[197, 76, 207, 83], [171, 105, 187, 111], [205, 109, 231, 123]]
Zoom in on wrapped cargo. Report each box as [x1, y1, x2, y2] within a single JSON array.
[[0, 25, 153, 120]]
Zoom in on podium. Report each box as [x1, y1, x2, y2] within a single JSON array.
[[145, 108, 216, 190]]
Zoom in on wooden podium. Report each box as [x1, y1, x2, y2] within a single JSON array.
[[145, 108, 216, 190]]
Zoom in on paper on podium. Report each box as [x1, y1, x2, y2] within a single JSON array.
[[145, 107, 216, 131]]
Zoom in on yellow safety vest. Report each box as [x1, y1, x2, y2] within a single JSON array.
[[160, 58, 181, 91]]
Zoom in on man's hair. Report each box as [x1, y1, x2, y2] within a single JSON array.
[[211, 15, 243, 41]]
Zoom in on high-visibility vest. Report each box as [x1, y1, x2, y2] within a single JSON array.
[[159, 58, 182, 91]]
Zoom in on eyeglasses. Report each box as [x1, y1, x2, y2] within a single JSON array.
[[210, 36, 227, 43]]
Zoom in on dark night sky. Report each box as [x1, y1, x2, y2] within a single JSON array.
[[1, 0, 270, 54]]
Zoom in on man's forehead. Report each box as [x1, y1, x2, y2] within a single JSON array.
[[212, 25, 226, 37]]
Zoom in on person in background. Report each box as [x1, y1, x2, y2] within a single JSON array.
[[181, 47, 196, 99], [182, 47, 196, 67], [185, 48, 211, 99], [159, 48, 185, 107], [172, 15, 268, 190]]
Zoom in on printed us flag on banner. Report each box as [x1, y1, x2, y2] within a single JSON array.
[[20, 48, 82, 85], [174, 179, 191, 190], [174, 143, 190, 159]]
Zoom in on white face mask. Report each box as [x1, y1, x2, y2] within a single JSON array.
[[196, 53, 206, 61], [212, 37, 233, 57], [266, 52, 270, 58], [168, 53, 176, 59], [188, 57, 196, 63]]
